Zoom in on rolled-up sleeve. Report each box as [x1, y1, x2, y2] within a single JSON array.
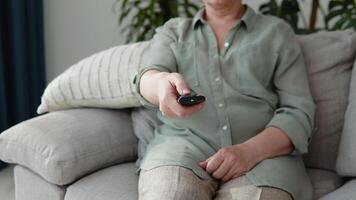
[[265, 23, 316, 156], [132, 19, 178, 109]]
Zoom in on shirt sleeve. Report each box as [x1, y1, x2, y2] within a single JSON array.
[[265, 22, 316, 156], [132, 19, 179, 109]]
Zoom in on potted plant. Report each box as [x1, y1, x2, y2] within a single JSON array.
[[259, 0, 356, 33], [116, 0, 201, 43], [116, 0, 356, 43]]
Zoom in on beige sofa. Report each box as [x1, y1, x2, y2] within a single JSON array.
[[0, 30, 356, 200]]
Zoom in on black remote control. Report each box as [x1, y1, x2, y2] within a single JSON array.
[[177, 89, 205, 106], [178, 95, 206, 106]]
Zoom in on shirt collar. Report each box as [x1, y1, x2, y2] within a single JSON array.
[[192, 4, 257, 32]]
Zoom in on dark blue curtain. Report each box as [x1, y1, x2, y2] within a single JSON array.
[[0, 0, 46, 169]]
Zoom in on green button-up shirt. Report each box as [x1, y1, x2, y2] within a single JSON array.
[[132, 4, 316, 200]]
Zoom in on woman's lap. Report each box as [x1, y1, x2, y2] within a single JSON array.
[[215, 175, 292, 200], [138, 165, 293, 200], [138, 165, 217, 200]]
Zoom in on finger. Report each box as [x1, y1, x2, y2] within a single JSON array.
[[158, 86, 177, 118], [231, 172, 243, 179], [221, 165, 237, 183], [212, 160, 231, 180], [159, 103, 175, 118], [162, 80, 205, 118], [178, 101, 205, 116], [206, 155, 224, 174], [159, 90, 183, 118], [199, 155, 213, 169], [168, 73, 191, 95], [199, 160, 208, 169], [169, 97, 205, 118]]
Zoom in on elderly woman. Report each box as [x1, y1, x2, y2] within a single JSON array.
[[133, 0, 315, 200]]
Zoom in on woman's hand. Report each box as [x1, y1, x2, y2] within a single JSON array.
[[140, 70, 205, 118], [199, 127, 294, 183], [199, 143, 261, 183]]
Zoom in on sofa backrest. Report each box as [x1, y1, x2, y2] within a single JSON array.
[[336, 58, 356, 176], [298, 31, 356, 171]]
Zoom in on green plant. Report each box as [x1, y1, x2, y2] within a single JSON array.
[[116, 0, 200, 43], [325, 0, 356, 30], [116, 0, 356, 43], [259, 0, 356, 34], [259, 0, 301, 32]]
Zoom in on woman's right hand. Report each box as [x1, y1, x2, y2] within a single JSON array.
[[140, 70, 205, 118]]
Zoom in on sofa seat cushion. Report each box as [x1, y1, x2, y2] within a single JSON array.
[[307, 168, 345, 199], [64, 162, 138, 200], [14, 165, 66, 200], [320, 179, 356, 200], [0, 108, 137, 185]]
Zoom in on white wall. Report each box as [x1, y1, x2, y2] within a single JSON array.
[[44, 0, 124, 82], [44, 0, 329, 82]]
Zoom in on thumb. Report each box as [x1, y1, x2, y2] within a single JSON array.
[[169, 74, 190, 96], [199, 160, 208, 169]]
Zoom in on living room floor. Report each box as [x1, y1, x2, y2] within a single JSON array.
[[0, 165, 15, 200]]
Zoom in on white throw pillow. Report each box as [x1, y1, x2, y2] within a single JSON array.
[[37, 41, 150, 114]]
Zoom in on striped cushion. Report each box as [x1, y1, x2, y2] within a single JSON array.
[[37, 41, 150, 114]]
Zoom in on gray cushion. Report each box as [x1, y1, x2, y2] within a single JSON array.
[[64, 162, 138, 200], [298, 31, 356, 171], [0, 108, 137, 185], [130, 107, 160, 171], [320, 179, 356, 200], [14, 165, 65, 200], [307, 168, 345, 199], [336, 59, 356, 176], [0, 165, 15, 200]]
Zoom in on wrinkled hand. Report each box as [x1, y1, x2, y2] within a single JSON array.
[[199, 144, 260, 183], [157, 72, 204, 118]]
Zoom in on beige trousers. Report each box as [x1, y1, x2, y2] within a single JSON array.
[[138, 166, 293, 200]]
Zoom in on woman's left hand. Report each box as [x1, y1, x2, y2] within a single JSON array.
[[199, 144, 261, 183]]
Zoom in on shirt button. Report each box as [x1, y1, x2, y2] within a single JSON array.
[[218, 103, 224, 108], [222, 125, 228, 131], [224, 42, 229, 48]]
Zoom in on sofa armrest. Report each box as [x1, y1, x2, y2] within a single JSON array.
[[0, 108, 137, 185], [320, 179, 356, 200]]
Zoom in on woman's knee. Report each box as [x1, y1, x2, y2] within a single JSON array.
[[215, 175, 293, 200], [259, 187, 293, 200], [138, 166, 217, 200]]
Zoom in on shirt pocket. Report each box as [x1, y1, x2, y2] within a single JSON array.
[[170, 42, 199, 87], [236, 44, 278, 97]]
